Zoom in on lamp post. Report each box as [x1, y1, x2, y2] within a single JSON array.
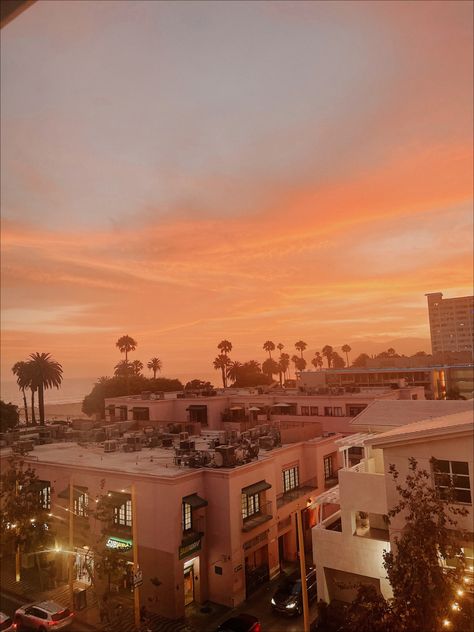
[[296, 508, 310, 632]]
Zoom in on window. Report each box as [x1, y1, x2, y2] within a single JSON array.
[[283, 466, 299, 493], [38, 481, 51, 510], [241, 492, 260, 520], [310, 406, 319, 416], [301, 406, 310, 416], [324, 407, 333, 416], [117, 406, 128, 421], [434, 460, 471, 504], [133, 407, 150, 421], [324, 456, 333, 480], [113, 499, 132, 527], [333, 407, 343, 416], [74, 491, 88, 517], [182, 502, 192, 532]]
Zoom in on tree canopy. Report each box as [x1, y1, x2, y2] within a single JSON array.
[[0, 401, 20, 433]]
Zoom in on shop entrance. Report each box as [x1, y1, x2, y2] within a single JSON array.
[[75, 547, 93, 586], [183, 556, 199, 606], [245, 545, 269, 598]]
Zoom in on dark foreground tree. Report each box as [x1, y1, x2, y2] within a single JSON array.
[[27, 352, 63, 426], [345, 458, 472, 632], [0, 400, 20, 433]]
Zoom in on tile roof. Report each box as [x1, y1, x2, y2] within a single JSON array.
[[350, 399, 472, 429]]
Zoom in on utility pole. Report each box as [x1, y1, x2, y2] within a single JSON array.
[[296, 508, 310, 632], [68, 480, 74, 608], [131, 483, 140, 629]]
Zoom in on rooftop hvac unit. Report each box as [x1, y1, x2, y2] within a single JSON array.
[[259, 436, 275, 451], [140, 391, 152, 400], [104, 440, 118, 453], [180, 440, 195, 452], [179, 432, 189, 441], [161, 435, 173, 447], [215, 445, 236, 467]]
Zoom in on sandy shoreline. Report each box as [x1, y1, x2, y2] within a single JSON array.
[[18, 401, 90, 421]]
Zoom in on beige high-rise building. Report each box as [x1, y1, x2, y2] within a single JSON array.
[[426, 292, 474, 357]]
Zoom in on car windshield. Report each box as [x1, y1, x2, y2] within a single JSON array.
[[52, 609, 71, 621], [0, 619, 13, 631], [290, 579, 302, 594]]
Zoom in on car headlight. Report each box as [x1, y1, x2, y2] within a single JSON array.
[[271, 598, 276, 605], [286, 601, 297, 609]]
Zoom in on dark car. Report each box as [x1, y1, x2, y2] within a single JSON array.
[[271, 567, 318, 616], [216, 613, 261, 632]]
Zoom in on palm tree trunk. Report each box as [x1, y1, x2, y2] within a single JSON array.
[[22, 389, 29, 425], [221, 366, 226, 388], [31, 390, 37, 425], [38, 385, 45, 426], [345, 352, 349, 367]]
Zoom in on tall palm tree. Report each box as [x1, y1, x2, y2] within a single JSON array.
[[291, 354, 300, 377], [277, 343, 284, 353], [322, 345, 334, 368], [114, 360, 132, 377], [263, 341, 275, 359], [226, 361, 243, 384], [11, 361, 29, 425], [147, 357, 162, 379], [294, 340, 307, 358], [341, 344, 352, 367], [213, 354, 231, 388], [312, 352, 323, 370], [27, 353, 63, 426], [217, 340, 232, 356], [115, 335, 137, 363], [280, 353, 290, 383]]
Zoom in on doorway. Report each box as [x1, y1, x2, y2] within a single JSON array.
[[184, 556, 200, 606]]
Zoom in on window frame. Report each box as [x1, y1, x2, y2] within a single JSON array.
[[182, 502, 192, 532], [433, 459, 471, 504], [241, 492, 260, 521], [323, 455, 334, 480], [283, 466, 300, 493], [113, 498, 133, 527]]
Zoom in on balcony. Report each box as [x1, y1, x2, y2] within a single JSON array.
[[182, 516, 205, 546], [242, 501, 272, 533], [315, 510, 342, 533], [276, 477, 318, 508], [324, 469, 341, 489]]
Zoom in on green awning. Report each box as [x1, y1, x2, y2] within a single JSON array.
[[242, 480, 271, 495], [183, 493, 208, 509]]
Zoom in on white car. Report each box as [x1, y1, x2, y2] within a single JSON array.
[[0, 612, 16, 632], [14, 601, 73, 631]]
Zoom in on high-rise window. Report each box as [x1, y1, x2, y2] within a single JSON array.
[[433, 460, 471, 504]]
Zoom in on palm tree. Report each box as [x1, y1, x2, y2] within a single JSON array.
[[263, 341, 276, 359], [294, 340, 307, 358], [322, 345, 334, 368], [114, 360, 132, 377], [262, 358, 279, 379], [277, 343, 284, 353], [244, 360, 261, 373], [27, 353, 63, 426], [279, 353, 290, 383], [147, 357, 162, 379], [12, 361, 30, 425], [131, 360, 144, 376], [217, 340, 232, 356], [341, 344, 352, 367], [115, 335, 137, 363], [312, 352, 323, 370], [226, 361, 243, 384], [213, 354, 231, 388], [331, 351, 346, 368]]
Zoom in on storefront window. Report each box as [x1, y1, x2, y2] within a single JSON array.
[[74, 491, 88, 517], [113, 499, 132, 527]]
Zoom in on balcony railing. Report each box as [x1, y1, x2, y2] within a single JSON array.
[[315, 509, 342, 532], [324, 469, 341, 489], [276, 477, 318, 508], [241, 501, 272, 533]]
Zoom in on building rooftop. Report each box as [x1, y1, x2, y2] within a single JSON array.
[[350, 399, 472, 430], [365, 410, 473, 448]]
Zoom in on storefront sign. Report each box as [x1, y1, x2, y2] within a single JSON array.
[[106, 537, 132, 551], [179, 539, 201, 560]]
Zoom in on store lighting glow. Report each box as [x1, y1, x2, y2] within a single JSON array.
[[442, 620, 451, 628], [451, 603, 460, 611], [456, 589, 464, 597], [30, 518, 36, 523]]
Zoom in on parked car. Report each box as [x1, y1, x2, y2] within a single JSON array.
[[14, 601, 73, 631], [0, 612, 16, 632], [271, 566, 318, 616], [216, 613, 261, 632]]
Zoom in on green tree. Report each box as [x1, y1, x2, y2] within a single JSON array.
[[217, 340, 232, 356], [321, 345, 333, 368], [262, 358, 279, 379], [147, 357, 162, 379], [331, 351, 346, 368], [312, 352, 323, 370], [341, 344, 352, 367], [0, 457, 53, 581], [352, 353, 371, 368], [130, 360, 144, 376], [346, 458, 472, 632], [11, 361, 30, 425], [226, 361, 243, 385], [263, 341, 276, 359], [0, 401, 20, 433], [294, 340, 307, 358], [213, 354, 231, 388], [115, 335, 137, 363], [27, 353, 63, 426]]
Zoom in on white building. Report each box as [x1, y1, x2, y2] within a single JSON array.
[[312, 401, 474, 603]]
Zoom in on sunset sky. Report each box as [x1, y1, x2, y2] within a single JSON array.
[[1, 0, 473, 390]]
